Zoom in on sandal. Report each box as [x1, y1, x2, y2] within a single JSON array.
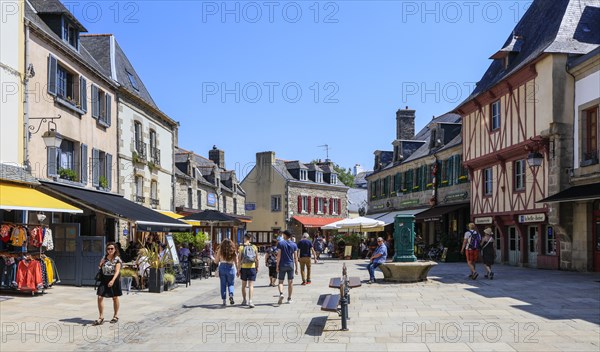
[[110, 317, 119, 324], [92, 318, 104, 326]]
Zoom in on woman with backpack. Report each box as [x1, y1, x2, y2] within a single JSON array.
[[265, 239, 279, 287], [460, 223, 481, 280], [481, 227, 496, 279], [238, 234, 259, 308], [215, 238, 238, 307]]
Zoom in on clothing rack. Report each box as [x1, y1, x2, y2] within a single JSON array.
[[0, 222, 50, 296]]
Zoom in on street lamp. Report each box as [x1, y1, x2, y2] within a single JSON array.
[[29, 115, 62, 148], [41, 130, 63, 148], [527, 151, 544, 168]]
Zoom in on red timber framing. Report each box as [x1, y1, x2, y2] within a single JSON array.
[[458, 58, 553, 268]]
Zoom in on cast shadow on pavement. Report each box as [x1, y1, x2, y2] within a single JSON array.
[[59, 317, 94, 325]]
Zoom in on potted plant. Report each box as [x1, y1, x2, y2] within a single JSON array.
[[99, 176, 108, 189], [163, 273, 175, 291], [147, 161, 157, 172], [132, 151, 141, 164], [141, 242, 172, 293], [120, 267, 136, 294], [58, 168, 78, 182]]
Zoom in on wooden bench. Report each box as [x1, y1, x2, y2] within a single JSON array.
[[319, 264, 361, 331]]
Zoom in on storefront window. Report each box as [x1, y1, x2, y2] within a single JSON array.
[[546, 226, 556, 255]]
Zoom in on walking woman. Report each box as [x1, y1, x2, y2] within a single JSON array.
[[482, 227, 496, 279], [215, 238, 238, 306], [94, 242, 123, 325]]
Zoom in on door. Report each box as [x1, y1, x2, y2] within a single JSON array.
[[594, 209, 600, 272], [527, 226, 538, 268], [495, 230, 502, 264], [508, 226, 520, 265], [50, 223, 80, 285], [80, 236, 105, 286]]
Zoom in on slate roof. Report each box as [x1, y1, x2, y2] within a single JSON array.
[[462, 0, 600, 105], [25, 1, 111, 80], [306, 163, 323, 172], [0, 164, 40, 185], [79, 35, 161, 112], [29, 0, 86, 31], [285, 161, 308, 170]]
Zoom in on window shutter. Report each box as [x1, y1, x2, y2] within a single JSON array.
[[80, 144, 88, 184], [337, 199, 342, 215], [448, 157, 454, 185], [106, 94, 112, 126], [314, 197, 318, 214], [47, 54, 57, 96], [329, 198, 333, 214], [297, 195, 302, 213], [323, 198, 327, 214], [92, 148, 100, 186], [47, 147, 58, 176], [80, 76, 87, 112], [106, 153, 113, 190], [91, 85, 98, 119]]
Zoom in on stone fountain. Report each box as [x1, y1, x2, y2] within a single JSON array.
[[379, 215, 437, 282]]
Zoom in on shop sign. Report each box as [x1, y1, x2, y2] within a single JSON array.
[[245, 203, 256, 211], [423, 217, 441, 222], [372, 204, 385, 210], [400, 199, 419, 207], [207, 193, 216, 207], [474, 216, 493, 225], [519, 213, 545, 223], [123, 229, 128, 236], [444, 192, 468, 202]]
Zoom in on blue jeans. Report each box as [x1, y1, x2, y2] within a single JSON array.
[[367, 261, 382, 280], [218, 263, 235, 300]]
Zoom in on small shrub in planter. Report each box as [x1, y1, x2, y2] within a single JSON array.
[[120, 267, 136, 293], [163, 273, 175, 291]]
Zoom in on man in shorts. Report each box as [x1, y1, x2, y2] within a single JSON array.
[[460, 223, 481, 279], [276, 230, 299, 304], [238, 234, 259, 308]]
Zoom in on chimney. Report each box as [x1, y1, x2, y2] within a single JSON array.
[[256, 151, 275, 166], [209, 145, 225, 169], [396, 106, 416, 140]]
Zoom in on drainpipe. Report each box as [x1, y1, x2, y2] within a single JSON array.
[[23, 22, 30, 172]]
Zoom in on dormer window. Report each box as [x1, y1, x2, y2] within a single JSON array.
[[62, 19, 79, 50], [331, 174, 338, 184], [126, 71, 139, 91], [316, 172, 323, 183], [300, 170, 308, 181]]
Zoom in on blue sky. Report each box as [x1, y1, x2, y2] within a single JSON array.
[[68, 0, 530, 178]]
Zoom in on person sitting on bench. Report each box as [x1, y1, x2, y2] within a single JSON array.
[[367, 237, 387, 284]]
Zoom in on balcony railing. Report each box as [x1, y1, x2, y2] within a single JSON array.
[[150, 198, 159, 207], [135, 141, 147, 160], [136, 195, 145, 203], [150, 146, 161, 165]]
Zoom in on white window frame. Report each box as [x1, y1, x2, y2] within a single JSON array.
[[483, 168, 493, 196], [271, 195, 282, 212], [317, 197, 324, 214], [300, 170, 308, 181], [332, 197, 339, 215], [316, 172, 323, 183], [514, 159, 526, 191], [491, 100, 501, 130], [301, 195, 308, 213], [331, 174, 338, 184]]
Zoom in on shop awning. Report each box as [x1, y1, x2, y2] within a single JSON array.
[[158, 210, 201, 226], [366, 208, 429, 225], [292, 216, 343, 228], [41, 182, 190, 232], [538, 183, 600, 203], [415, 203, 469, 222], [0, 181, 82, 213], [231, 214, 252, 223]]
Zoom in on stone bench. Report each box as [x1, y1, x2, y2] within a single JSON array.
[[379, 261, 438, 283]]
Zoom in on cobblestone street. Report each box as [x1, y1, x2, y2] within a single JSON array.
[[1, 259, 599, 351]]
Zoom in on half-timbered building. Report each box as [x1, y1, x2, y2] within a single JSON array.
[[456, 0, 599, 270]]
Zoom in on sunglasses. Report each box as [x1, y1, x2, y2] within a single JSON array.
[[107, 248, 115, 251]]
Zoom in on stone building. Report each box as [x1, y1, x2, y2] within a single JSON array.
[[366, 108, 470, 250], [241, 151, 348, 244]]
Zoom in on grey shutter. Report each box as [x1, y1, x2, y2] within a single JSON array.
[[80, 144, 88, 185], [47, 147, 58, 176], [91, 85, 98, 119], [80, 76, 87, 112], [47, 55, 57, 96], [106, 153, 113, 190], [92, 148, 99, 186], [106, 94, 112, 126]]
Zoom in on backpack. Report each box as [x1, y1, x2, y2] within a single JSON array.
[[467, 230, 481, 250], [267, 247, 278, 266], [242, 244, 257, 264]]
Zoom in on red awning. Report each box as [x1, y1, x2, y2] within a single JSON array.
[[292, 216, 343, 228]]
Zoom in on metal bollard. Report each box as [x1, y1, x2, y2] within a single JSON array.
[[340, 295, 349, 331]]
